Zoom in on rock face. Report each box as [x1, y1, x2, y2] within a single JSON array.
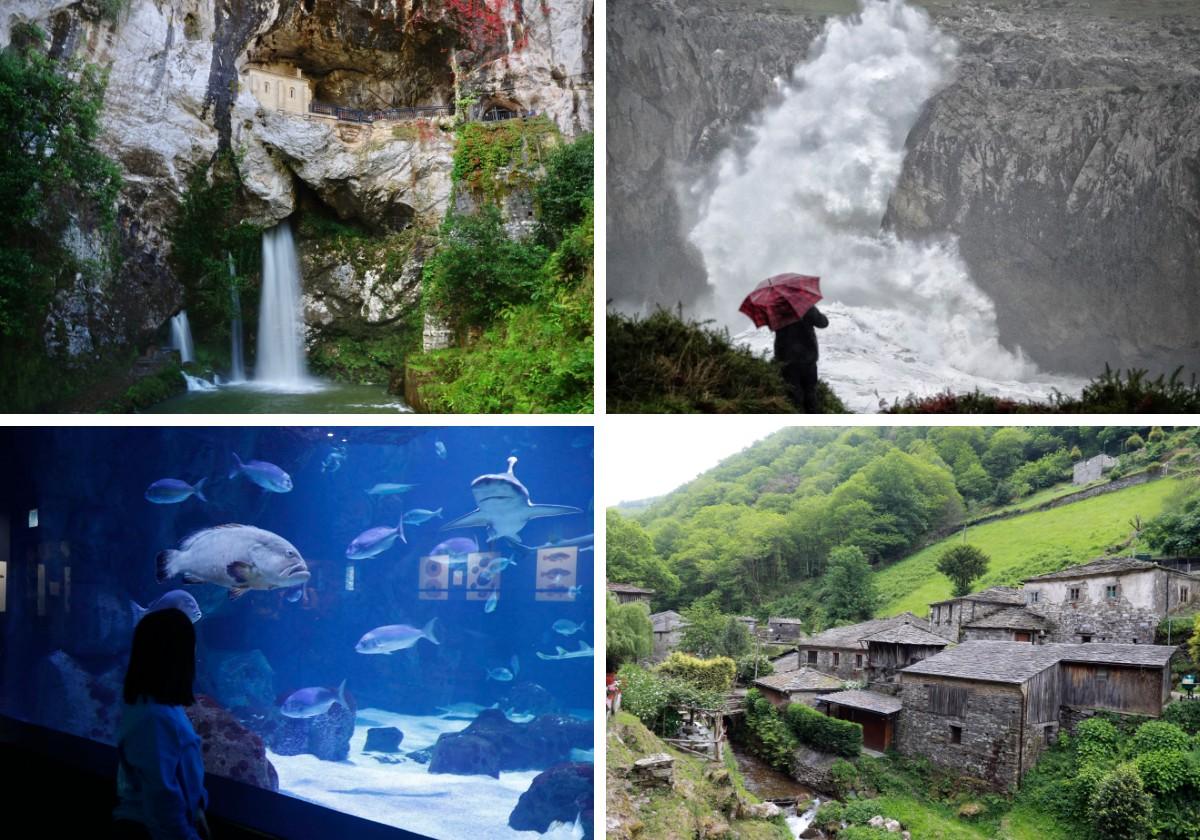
[[608, 0, 1200, 374], [264, 698, 356, 761], [7, 0, 592, 378], [32, 650, 124, 744], [187, 694, 280, 791], [428, 709, 592, 778], [363, 726, 404, 753], [508, 762, 594, 839]]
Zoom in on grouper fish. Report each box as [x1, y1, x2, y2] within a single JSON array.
[[156, 524, 310, 600], [442, 457, 580, 543]]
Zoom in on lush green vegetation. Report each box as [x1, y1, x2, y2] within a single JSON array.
[[410, 130, 593, 413], [608, 308, 847, 413], [657, 652, 737, 693], [617, 661, 728, 738], [741, 689, 862, 767], [784, 701, 863, 757], [937, 544, 992, 597], [887, 366, 1200, 413], [606, 593, 653, 669], [0, 24, 122, 410]]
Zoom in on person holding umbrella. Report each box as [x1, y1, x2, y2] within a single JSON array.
[[739, 273, 828, 413]]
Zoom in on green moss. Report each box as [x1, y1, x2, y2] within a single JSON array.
[[451, 115, 558, 197], [309, 331, 413, 386], [101, 363, 186, 413]]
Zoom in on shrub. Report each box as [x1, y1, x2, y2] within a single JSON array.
[[829, 758, 858, 797], [606, 594, 653, 666], [618, 663, 724, 737], [743, 689, 799, 772], [1162, 702, 1200, 735], [656, 652, 736, 693], [534, 132, 592, 247], [1130, 721, 1190, 756], [1089, 764, 1153, 840], [1127, 433, 1146, 450], [1132, 749, 1192, 795], [1076, 717, 1121, 765], [735, 654, 774, 684], [784, 702, 863, 757]]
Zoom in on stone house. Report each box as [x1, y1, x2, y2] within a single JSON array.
[[766, 617, 806, 642], [798, 613, 924, 680], [606, 582, 654, 607], [928, 586, 1026, 642], [736, 615, 759, 635], [898, 641, 1177, 790], [753, 668, 843, 710], [1073, 453, 1117, 485], [649, 610, 688, 662], [961, 606, 1052, 643], [243, 63, 312, 115], [862, 624, 950, 688], [1022, 557, 1199, 644]]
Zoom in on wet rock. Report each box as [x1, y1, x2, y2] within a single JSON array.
[[406, 748, 432, 765], [428, 709, 591, 777], [363, 726, 403, 753], [265, 698, 356, 762], [186, 695, 279, 791], [741, 801, 781, 820], [33, 650, 123, 744], [632, 753, 675, 789], [210, 649, 276, 710], [508, 762, 594, 839], [502, 681, 563, 716]]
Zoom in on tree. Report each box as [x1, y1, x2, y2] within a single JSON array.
[[982, 428, 1031, 480], [1148, 426, 1165, 442], [606, 510, 680, 605], [1126, 433, 1145, 451], [953, 451, 993, 503], [718, 616, 753, 659], [936, 544, 991, 597], [1143, 484, 1200, 557], [822, 546, 876, 624], [606, 594, 652, 668], [1088, 764, 1153, 840]]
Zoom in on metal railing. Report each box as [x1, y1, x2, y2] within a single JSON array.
[[308, 101, 454, 124]]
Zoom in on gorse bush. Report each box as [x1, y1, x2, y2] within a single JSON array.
[[784, 702, 863, 758]]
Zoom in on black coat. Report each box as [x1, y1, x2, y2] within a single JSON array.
[[773, 306, 828, 365]]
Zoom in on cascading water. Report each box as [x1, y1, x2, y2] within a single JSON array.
[[228, 252, 246, 383], [169, 310, 195, 363], [256, 221, 310, 388], [688, 0, 1083, 411]]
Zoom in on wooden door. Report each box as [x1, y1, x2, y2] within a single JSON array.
[[1015, 631, 1032, 643]]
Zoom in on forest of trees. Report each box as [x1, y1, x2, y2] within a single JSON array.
[[608, 426, 1200, 631]]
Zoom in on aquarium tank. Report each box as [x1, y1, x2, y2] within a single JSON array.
[[0, 426, 595, 839]]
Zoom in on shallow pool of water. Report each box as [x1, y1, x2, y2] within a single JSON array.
[[150, 380, 412, 413]]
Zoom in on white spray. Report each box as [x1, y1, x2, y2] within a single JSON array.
[[169, 310, 195, 364], [256, 222, 309, 388], [688, 0, 1080, 410]]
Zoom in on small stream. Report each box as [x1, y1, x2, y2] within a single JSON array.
[[729, 744, 822, 838], [150, 380, 412, 413]]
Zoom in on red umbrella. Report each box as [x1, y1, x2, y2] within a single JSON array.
[[738, 273, 822, 331]]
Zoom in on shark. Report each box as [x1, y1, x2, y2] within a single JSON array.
[[535, 641, 594, 661], [442, 456, 580, 543]]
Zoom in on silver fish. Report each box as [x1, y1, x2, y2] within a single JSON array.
[[484, 591, 499, 613], [355, 619, 440, 654], [130, 590, 203, 624], [156, 524, 310, 600], [435, 440, 447, 459], [145, 478, 207, 505], [402, 508, 443, 525], [552, 619, 585, 636], [442, 457, 579, 542], [281, 680, 348, 718], [229, 453, 292, 493], [486, 655, 519, 681], [366, 483, 417, 496], [346, 519, 406, 560]]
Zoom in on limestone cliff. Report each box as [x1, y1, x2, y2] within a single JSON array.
[[3, 0, 592, 374], [608, 0, 1200, 376]]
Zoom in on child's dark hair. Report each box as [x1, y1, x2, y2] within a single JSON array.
[[122, 608, 197, 706]]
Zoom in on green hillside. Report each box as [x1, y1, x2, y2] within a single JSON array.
[[873, 476, 1182, 617]]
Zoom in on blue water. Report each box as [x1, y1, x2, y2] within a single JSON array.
[[0, 426, 594, 839]]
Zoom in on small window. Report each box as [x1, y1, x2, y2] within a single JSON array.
[[1105, 584, 1118, 599], [855, 654, 863, 669], [1096, 668, 1109, 680], [28, 509, 38, 528], [1029, 591, 1040, 604], [1043, 725, 1054, 743], [1132, 638, 1138, 644], [950, 725, 963, 744], [807, 651, 817, 666], [264, 81, 270, 92], [1069, 587, 1081, 601], [947, 604, 953, 621], [832, 652, 840, 667], [290, 87, 295, 98], [1081, 635, 1092, 643], [1181, 586, 1190, 604]]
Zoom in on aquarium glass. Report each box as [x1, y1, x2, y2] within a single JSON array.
[[0, 426, 595, 839]]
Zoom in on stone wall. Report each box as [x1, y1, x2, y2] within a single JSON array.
[[799, 647, 866, 681], [422, 311, 454, 351], [1073, 454, 1116, 485], [897, 676, 1024, 791], [1025, 569, 1186, 644], [962, 627, 1039, 643], [928, 599, 1008, 643]]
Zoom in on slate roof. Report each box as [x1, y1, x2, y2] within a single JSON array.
[[815, 689, 903, 715], [770, 651, 800, 673], [769, 617, 805, 625], [1023, 557, 1189, 582], [863, 624, 951, 647], [606, 582, 655, 594], [754, 668, 843, 693], [650, 610, 688, 632], [963, 607, 1052, 632], [929, 586, 1025, 607], [902, 641, 1177, 685], [803, 612, 925, 649]]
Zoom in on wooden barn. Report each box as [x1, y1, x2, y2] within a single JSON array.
[[897, 641, 1177, 790], [862, 623, 950, 686]]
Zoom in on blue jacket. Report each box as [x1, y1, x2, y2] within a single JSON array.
[[113, 700, 209, 840]]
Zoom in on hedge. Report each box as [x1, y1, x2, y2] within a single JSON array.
[[656, 651, 736, 693], [785, 702, 863, 757], [743, 688, 799, 773]]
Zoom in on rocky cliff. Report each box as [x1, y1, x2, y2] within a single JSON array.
[[3, 0, 592, 383], [608, 0, 1200, 376]]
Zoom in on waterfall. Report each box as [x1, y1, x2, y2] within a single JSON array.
[[169, 310, 194, 364], [688, 0, 1083, 409], [256, 221, 309, 387], [228, 252, 246, 382]]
